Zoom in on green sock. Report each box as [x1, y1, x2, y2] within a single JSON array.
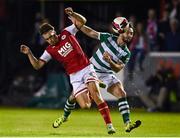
[[118, 97, 130, 124], [63, 99, 76, 119]]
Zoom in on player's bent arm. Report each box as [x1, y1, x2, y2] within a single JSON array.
[[109, 60, 125, 73], [65, 7, 86, 28], [27, 52, 45, 70], [80, 25, 99, 40]]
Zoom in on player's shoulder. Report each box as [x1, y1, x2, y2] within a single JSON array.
[[58, 30, 71, 41], [99, 32, 117, 41], [60, 29, 71, 36], [45, 45, 53, 52], [100, 32, 111, 37]]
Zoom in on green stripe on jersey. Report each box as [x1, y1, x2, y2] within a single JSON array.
[[104, 38, 119, 56], [94, 66, 113, 74], [93, 54, 111, 70]]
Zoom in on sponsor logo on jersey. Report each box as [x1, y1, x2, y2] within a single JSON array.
[[58, 42, 73, 57]]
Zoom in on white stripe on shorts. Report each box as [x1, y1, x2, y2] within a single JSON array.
[[74, 87, 88, 98]]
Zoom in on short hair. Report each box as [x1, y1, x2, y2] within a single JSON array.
[[39, 23, 54, 35]]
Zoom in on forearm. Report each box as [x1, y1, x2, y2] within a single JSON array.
[[109, 60, 124, 73], [27, 51, 41, 70], [72, 12, 87, 26], [80, 25, 99, 39]]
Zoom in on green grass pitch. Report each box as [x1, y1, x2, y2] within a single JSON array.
[[0, 107, 180, 137]]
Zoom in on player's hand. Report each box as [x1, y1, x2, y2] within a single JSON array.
[[103, 51, 112, 63], [65, 7, 74, 16], [20, 45, 31, 55]]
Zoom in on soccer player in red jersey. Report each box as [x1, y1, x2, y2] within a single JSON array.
[[20, 8, 115, 134], [55, 7, 141, 133]]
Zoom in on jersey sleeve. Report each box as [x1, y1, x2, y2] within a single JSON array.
[[64, 24, 78, 36], [39, 50, 52, 63], [98, 32, 112, 42]]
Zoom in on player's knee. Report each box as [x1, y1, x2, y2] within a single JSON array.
[[119, 90, 127, 97], [115, 88, 127, 98], [80, 103, 91, 109], [69, 94, 76, 103]]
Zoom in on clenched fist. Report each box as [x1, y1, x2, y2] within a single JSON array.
[[20, 45, 31, 55], [65, 7, 74, 16], [103, 51, 112, 63]]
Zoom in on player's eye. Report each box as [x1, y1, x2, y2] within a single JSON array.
[[130, 32, 133, 35], [45, 35, 54, 41]]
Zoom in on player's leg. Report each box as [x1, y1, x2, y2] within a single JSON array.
[[75, 91, 92, 109], [107, 82, 141, 132], [84, 65, 115, 134], [61, 85, 92, 119], [53, 89, 92, 128], [87, 81, 115, 134], [53, 94, 76, 128]]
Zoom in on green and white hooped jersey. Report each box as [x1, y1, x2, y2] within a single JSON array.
[[90, 32, 131, 74]]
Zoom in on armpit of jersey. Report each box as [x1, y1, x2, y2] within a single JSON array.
[[64, 24, 78, 36], [39, 50, 52, 63]]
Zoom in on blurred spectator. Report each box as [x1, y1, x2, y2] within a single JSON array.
[[2, 70, 45, 106], [157, 9, 171, 51], [31, 12, 49, 56], [146, 9, 158, 51], [169, 0, 180, 20], [139, 60, 178, 112], [164, 18, 180, 51], [128, 14, 137, 27], [128, 22, 148, 80], [29, 70, 71, 108]]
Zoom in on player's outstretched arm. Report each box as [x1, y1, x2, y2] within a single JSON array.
[[80, 25, 99, 40], [20, 45, 45, 70]]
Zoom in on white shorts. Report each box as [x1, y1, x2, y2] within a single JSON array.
[[96, 72, 121, 89], [70, 64, 98, 97]]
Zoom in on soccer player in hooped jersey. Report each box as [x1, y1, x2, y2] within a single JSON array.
[[57, 7, 141, 133], [20, 8, 115, 134]]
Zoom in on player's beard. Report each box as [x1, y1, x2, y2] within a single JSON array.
[[50, 38, 59, 45], [122, 35, 132, 44], [122, 35, 131, 43], [50, 41, 56, 45]]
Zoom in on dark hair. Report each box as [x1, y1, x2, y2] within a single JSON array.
[[128, 22, 134, 30], [39, 23, 54, 35]]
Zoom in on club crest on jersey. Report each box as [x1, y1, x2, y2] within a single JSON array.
[[117, 48, 127, 57], [58, 42, 73, 57], [61, 35, 66, 40]]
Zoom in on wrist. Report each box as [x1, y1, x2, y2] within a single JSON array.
[[108, 59, 113, 64], [77, 24, 84, 30], [70, 11, 75, 16], [27, 50, 32, 55]]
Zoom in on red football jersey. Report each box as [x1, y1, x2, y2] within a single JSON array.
[[40, 24, 90, 74]]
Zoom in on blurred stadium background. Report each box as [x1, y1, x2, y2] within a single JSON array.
[[0, 0, 180, 136]]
